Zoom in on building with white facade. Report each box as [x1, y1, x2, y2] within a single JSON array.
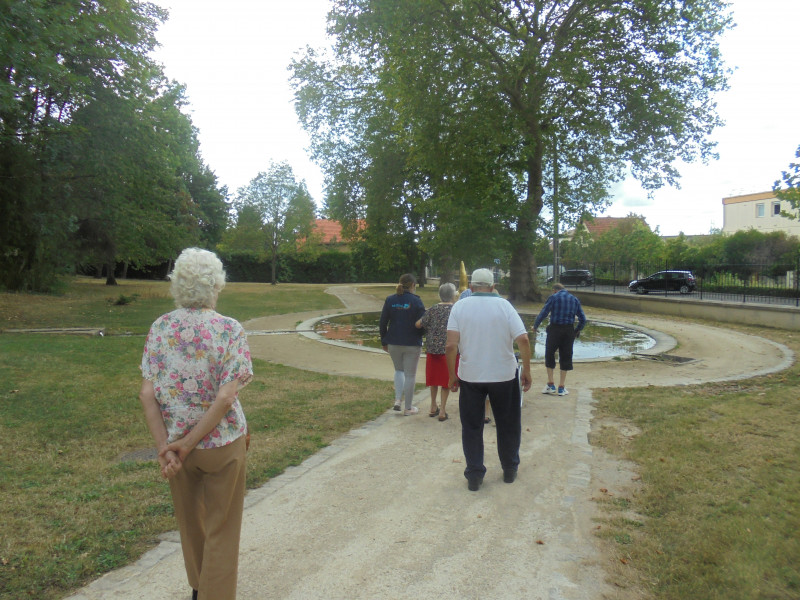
[[722, 191, 800, 237]]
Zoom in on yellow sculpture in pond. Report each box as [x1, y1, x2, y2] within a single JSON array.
[[458, 261, 469, 295]]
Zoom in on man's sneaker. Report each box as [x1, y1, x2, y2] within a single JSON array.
[[542, 384, 557, 394], [557, 387, 569, 396], [503, 469, 517, 484], [404, 406, 419, 416], [393, 403, 401, 411]]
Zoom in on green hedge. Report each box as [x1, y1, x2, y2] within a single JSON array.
[[217, 248, 402, 284]]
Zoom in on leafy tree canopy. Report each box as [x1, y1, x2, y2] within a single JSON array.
[[233, 161, 317, 284], [0, 1, 229, 290], [292, 0, 732, 301], [774, 144, 800, 218]]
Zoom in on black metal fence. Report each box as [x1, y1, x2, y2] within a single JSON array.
[[551, 261, 800, 307]]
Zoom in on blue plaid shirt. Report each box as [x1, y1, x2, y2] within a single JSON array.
[[534, 289, 586, 331]]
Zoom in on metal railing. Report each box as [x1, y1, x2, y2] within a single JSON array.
[[548, 260, 800, 308]]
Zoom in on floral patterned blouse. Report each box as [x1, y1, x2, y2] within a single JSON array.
[[419, 302, 454, 355], [141, 307, 253, 449]]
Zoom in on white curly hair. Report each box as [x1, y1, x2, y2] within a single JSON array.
[[169, 248, 226, 309]]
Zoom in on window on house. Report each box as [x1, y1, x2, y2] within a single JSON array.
[[773, 201, 781, 216], [756, 203, 765, 218]]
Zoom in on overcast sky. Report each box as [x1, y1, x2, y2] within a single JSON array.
[[151, 0, 800, 236]]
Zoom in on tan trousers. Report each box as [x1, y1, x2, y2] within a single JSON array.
[[169, 435, 247, 600]]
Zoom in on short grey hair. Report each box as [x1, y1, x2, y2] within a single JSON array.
[[438, 282, 457, 302], [169, 248, 226, 309]]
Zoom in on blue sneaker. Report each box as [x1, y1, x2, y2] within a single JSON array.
[[557, 387, 569, 396], [542, 384, 557, 395]]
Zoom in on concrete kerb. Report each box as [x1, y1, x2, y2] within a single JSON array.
[[295, 310, 679, 362]]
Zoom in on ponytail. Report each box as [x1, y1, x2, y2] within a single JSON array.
[[396, 273, 416, 294]]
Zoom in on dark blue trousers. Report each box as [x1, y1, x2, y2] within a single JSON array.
[[458, 375, 522, 479]]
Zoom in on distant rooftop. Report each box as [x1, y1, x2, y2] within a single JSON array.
[[580, 216, 648, 237], [310, 218, 365, 244], [722, 191, 775, 205], [313, 218, 344, 244]]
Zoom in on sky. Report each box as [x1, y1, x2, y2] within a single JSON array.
[[151, 0, 800, 237]]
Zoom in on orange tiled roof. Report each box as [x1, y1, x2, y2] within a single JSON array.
[[313, 219, 343, 244], [311, 218, 365, 244], [581, 216, 647, 237]]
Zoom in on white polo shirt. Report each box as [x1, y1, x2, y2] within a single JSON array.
[[447, 293, 527, 383]]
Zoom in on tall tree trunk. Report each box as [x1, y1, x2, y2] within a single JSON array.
[[417, 253, 427, 287], [105, 262, 117, 285], [508, 144, 544, 304], [438, 256, 455, 285]]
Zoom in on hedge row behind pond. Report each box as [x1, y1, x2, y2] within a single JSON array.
[[218, 248, 405, 284]]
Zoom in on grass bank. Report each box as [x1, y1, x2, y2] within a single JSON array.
[[591, 325, 800, 599], [0, 279, 390, 600]]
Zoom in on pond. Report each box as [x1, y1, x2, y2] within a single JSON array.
[[312, 312, 656, 360]]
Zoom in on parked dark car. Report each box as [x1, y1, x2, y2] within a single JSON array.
[[628, 270, 696, 294], [548, 269, 594, 287]]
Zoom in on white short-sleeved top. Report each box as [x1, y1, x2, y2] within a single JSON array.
[[447, 293, 527, 382], [141, 307, 253, 449]]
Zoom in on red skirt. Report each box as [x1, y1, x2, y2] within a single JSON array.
[[425, 353, 457, 387]]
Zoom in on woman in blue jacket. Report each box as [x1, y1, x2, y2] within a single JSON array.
[[380, 273, 425, 415]]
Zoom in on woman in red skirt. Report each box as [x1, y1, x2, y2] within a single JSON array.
[[416, 282, 458, 421]]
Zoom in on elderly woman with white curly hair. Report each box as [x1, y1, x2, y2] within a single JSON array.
[[139, 247, 253, 600]]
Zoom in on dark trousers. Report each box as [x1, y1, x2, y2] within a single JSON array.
[[458, 375, 522, 479], [544, 323, 576, 371]]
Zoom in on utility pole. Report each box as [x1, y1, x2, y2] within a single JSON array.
[[553, 137, 560, 282]]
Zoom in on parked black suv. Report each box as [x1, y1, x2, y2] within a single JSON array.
[[548, 269, 594, 287], [628, 270, 696, 294]]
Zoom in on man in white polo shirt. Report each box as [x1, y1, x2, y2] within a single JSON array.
[[445, 268, 532, 491]]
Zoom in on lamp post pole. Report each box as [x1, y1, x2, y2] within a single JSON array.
[[553, 137, 560, 282]]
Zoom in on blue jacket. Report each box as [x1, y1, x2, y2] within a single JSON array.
[[380, 292, 425, 346]]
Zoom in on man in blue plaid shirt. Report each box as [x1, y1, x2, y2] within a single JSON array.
[[533, 283, 586, 396]]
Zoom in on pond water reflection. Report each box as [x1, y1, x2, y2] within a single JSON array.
[[313, 312, 655, 360]]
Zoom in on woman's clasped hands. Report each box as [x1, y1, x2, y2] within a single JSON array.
[[157, 447, 183, 479]]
